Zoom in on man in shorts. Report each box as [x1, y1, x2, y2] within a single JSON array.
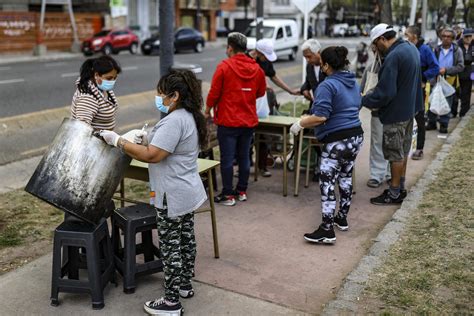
[[361, 24, 423, 205]]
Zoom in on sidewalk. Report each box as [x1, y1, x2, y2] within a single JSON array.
[[0, 91, 469, 315]]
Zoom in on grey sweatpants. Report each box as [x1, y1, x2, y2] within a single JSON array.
[[369, 115, 390, 182]]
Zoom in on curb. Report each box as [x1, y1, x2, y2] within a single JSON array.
[[322, 110, 474, 314], [0, 53, 82, 65]]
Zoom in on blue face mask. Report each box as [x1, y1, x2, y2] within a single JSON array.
[[155, 95, 172, 114], [97, 79, 116, 91]]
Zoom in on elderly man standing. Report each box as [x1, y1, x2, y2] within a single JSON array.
[[205, 32, 266, 206], [300, 39, 326, 107], [361, 24, 423, 205], [428, 28, 464, 130]]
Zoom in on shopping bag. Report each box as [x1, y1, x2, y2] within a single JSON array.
[[362, 55, 381, 96], [438, 76, 456, 97], [256, 92, 270, 118], [429, 84, 451, 115]]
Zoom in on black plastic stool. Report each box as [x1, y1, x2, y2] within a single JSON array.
[[50, 218, 116, 309], [112, 204, 163, 294]]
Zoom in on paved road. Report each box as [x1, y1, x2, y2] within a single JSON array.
[[0, 37, 366, 118]]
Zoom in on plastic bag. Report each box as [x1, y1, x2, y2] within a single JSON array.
[[362, 55, 381, 96], [256, 93, 270, 118], [429, 83, 451, 116], [438, 76, 456, 97]]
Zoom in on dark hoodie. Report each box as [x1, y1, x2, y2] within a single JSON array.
[[311, 71, 363, 142], [207, 53, 266, 128]]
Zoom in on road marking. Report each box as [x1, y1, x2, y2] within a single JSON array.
[[122, 66, 138, 71], [45, 62, 66, 67], [21, 145, 49, 157], [200, 58, 216, 62], [61, 72, 79, 78], [0, 78, 25, 85], [0, 66, 11, 71]]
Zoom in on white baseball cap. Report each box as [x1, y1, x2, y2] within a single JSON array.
[[370, 23, 394, 43], [256, 39, 277, 62]]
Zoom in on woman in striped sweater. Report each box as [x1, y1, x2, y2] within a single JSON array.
[[71, 56, 122, 130]]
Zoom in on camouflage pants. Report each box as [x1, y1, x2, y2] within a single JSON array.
[[156, 207, 196, 303], [320, 134, 363, 229]]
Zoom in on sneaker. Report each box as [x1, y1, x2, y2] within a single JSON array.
[[370, 189, 404, 205], [261, 169, 272, 177], [179, 284, 194, 299], [366, 179, 382, 188], [426, 122, 437, 131], [303, 225, 336, 244], [411, 150, 423, 160], [334, 215, 348, 231], [400, 189, 407, 200], [237, 191, 247, 201], [439, 125, 448, 134], [144, 297, 183, 315], [214, 193, 236, 206]]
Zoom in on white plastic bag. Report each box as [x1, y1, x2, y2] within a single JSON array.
[[256, 93, 270, 118], [362, 55, 381, 96], [429, 83, 451, 116], [438, 76, 456, 97]]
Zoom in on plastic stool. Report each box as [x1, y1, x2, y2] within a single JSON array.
[[112, 204, 163, 294], [50, 218, 116, 309]]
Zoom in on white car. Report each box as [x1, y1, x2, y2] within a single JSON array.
[[330, 23, 349, 37], [245, 19, 299, 61]]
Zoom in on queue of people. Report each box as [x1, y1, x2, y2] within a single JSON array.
[[67, 24, 471, 315]]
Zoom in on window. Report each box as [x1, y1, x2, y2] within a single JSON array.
[[245, 26, 275, 39], [276, 28, 283, 39], [285, 25, 292, 37]]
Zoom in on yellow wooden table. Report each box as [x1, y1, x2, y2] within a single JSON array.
[[117, 158, 221, 258], [254, 115, 304, 196]]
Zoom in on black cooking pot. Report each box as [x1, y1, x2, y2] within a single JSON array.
[[25, 118, 131, 224]]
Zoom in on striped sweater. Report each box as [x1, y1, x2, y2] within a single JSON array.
[[70, 79, 118, 130]]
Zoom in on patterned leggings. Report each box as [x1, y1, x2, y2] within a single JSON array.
[[319, 134, 363, 229], [156, 208, 196, 303]]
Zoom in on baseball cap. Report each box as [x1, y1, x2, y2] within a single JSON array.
[[256, 39, 277, 62], [463, 28, 473, 37], [370, 23, 394, 43]]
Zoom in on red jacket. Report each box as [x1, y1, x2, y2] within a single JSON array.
[[206, 53, 266, 128]]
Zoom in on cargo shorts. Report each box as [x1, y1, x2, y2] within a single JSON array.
[[382, 119, 414, 162]]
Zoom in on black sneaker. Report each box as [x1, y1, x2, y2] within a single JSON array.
[[370, 189, 404, 205], [214, 193, 236, 206], [400, 189, 407, 199], [179, 284, 194, 299], [334, 215, 348, 231], [312, 172, 320, 182], [144, 297, 183, 315], [304, 225, 336, 244]]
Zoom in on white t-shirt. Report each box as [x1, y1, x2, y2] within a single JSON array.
[[147, 109, 207, 218]]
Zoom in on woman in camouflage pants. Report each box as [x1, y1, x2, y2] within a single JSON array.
[[100, 69, 208, 315], [290, 46, 364, 244]]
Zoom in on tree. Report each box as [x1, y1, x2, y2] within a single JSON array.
[[378, 0, 392, 24], [446, 0, 457, 23]]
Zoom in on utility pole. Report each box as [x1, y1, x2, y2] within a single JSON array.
[[159, 0, 174, 78], [195, 0, 201, 31], [421, 0, 427, 36], [256, 0, 264, 40]]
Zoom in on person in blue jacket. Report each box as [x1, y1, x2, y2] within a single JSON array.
[[290, 46, 364, 244], [405, 25, 440, 160], [361, 24, 423, 205]]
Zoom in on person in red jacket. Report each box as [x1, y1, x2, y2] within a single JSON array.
[[205, 32, 266, 206]]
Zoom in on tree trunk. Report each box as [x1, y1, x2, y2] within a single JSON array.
[[379, 0, 393, 24], [462, 0, 470, 27], [447, 0, 457, 23]]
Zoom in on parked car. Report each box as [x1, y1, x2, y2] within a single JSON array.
[[82, 29, 139, 57], [329, 23, 349, 37], [216, 26, 230, 37], [141, 27, 205, 55], [245, 19, 299, 61], [345, 25, 361, 37]]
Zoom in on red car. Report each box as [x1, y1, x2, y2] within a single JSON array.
[[82, 29, 139, 56]]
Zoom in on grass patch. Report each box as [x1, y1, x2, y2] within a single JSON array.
[[279, 101, 308, 117], [361, 116, 474, 314]]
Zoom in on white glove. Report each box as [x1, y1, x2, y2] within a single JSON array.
[[290, 120, 303, 136], [133, 130, 148, 145], [99, 130, 120, 147]]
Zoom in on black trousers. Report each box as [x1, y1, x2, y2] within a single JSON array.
[[459, 79, 472, 117], [415, 110, 426, 150]]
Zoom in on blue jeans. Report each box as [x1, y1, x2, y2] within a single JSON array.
[[428, 95, 452, 126], [217, 126, 254, 195]]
